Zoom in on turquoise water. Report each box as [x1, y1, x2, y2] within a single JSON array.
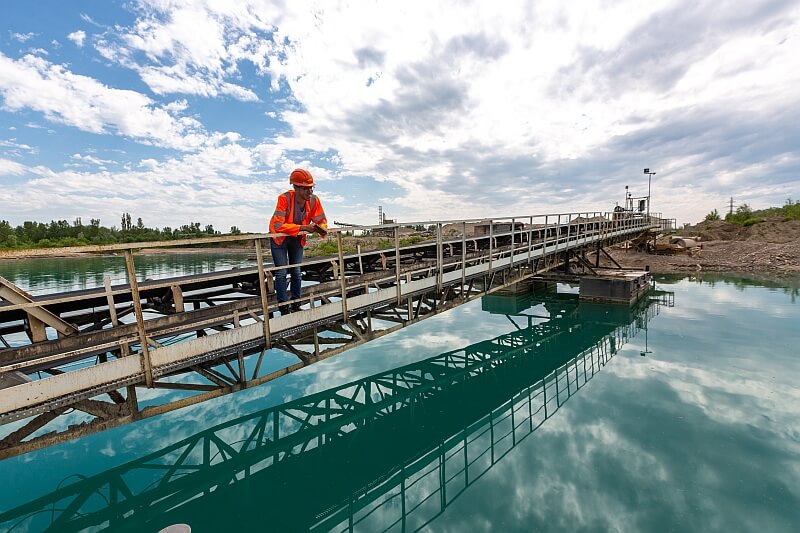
[[0, 253, 253, 296], [0, 259, 799, 532]]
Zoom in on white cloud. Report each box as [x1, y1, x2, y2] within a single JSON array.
[[2, 1, 799, 227], [0, 139, 36, 153], [70, 153, 112, 166], [0, 145, 279, 231], [11, 32, 35, 43], [80, 14, 101, 27], [67, 30, 86, 48], [0, 157, 27, 177], [0, 52, 235, 151], [99, 0, 800, 224], [94, 2, 275, 102], [137, 64, 258, 101]]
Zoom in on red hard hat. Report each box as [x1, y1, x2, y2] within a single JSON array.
[[289, 168, 315, 187]]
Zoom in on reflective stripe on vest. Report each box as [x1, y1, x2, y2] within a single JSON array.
[[273, 190, 318, 246], [284, 192, 293, 224], [309, 195, 325, 222]]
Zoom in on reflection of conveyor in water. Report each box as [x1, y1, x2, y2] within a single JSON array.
[[0, 291, 673, 532]]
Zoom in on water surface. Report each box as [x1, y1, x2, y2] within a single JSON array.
[[0, 262, 798, 532]]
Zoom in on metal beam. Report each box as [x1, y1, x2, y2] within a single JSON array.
[[0, 276, 78, 337]]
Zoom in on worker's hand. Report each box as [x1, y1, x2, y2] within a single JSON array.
[[313, 225, 328, 236], [299, 224, 315, 233]]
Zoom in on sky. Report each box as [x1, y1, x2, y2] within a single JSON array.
[[0, 0, 798, 232]]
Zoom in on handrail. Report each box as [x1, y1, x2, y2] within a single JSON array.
[[0, 210, 666, 259]]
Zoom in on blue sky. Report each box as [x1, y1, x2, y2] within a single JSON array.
[[1, 0, 798, 231]]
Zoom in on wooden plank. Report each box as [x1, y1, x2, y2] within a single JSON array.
[[124, 251, 154, 388], [171, 285, 184, 313], [0, 356, 142, 414]]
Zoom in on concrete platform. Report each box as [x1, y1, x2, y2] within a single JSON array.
[[579, 270, 651, 305]]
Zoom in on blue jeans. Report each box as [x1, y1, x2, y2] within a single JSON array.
[[270, 237, 304, 304]]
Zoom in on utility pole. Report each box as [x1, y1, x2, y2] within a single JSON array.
[[729, 197, 734, 216]]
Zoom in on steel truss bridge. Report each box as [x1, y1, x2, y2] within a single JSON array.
[[0, 211, 672, 458], [0, 290, 673, 532]]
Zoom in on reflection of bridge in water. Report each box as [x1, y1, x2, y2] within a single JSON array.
[[0, 290, 673, 532]]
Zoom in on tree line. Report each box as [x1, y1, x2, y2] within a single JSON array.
[[0, 213, 243, 250], [705, 198, 800, 226]]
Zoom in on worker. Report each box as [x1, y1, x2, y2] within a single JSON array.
[[269, 168, 328, 315]]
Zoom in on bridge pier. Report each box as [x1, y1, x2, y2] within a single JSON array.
[[579, 271, 652, 305]]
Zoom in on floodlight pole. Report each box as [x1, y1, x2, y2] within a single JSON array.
[[643, 168, 656, 218]]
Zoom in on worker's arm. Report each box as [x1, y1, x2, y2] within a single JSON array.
[[309, 196, 328, 236], [270, 195, 315, 235]]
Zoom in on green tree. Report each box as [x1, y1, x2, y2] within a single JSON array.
[[736, 203, 752, 218], [1, 215, 248, 250], [704, 209, 720, 221], [0, 220, 12, 242]]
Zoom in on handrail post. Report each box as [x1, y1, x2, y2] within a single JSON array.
[[337, 232, 349, 322], [436, 223, 443, 292], [566, 214, 572, 254], [255, 238, 272, 349], [461, 221, 466, 296], [510, 217, 515, 259], [557, 215, 562, 257], [544, 215, 550, 268], [527, 216, 533, 264], [394, 226, 402, 305], [124, 249, 154, 388], [105, 275, 137, 414], [488, 219, 493, 275]]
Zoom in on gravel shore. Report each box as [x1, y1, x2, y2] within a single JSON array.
[[604, 219, 800, 278]]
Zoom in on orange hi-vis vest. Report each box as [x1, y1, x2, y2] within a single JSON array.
[[269, 190, 328, 246]]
